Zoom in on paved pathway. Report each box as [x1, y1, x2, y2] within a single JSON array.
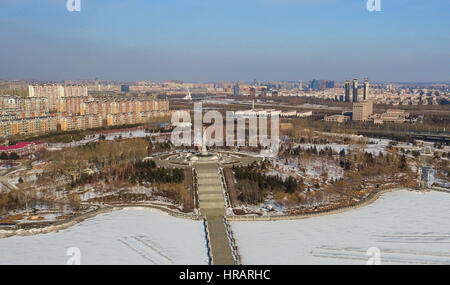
[[195, 162, 235, 265]]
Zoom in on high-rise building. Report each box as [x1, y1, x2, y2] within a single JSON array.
[[64, 85, 88, 97], [29, 84, 87, 98], [249, 87, 256, 98], [326, 81, 335, 89], [28, 84, 87, 112], [363, 79, 369, 100], [318, 80, 326, 90], [311, 80, 319, 91], [233, 83, 240, 96], [352, 100, 373, 121], [261, 87, 267, 98], [298, 80, 303, 91], [344, 80, 351, 102], [121, 85, 130, 93], [352, 79, 359, 103]]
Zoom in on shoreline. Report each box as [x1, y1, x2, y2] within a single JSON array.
[[227, 187, 415, 221], [228, 186, 450, 222], [0, 203, 202, 239], [0, 187, 444, 239]]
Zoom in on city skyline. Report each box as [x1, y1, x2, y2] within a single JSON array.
[[1, 0, 450, 270], [0, 0, 449, 82]]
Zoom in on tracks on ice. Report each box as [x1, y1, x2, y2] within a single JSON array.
[[311, 245, 450, 265], [118, 236, 174, 264], [132, 236, 174, 263], [374, 233, 450, 244]]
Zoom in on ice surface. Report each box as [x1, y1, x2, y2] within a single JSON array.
[[0, 208, 208, 265], [231, 190, 450, 264]]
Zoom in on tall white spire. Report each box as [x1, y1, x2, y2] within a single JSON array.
[[183, 87, 192, 100]]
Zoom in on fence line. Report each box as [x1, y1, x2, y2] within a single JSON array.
[[431, 186, 450, 194], [219, 167, 232, 209], [203, 218, 213, 265], [223, 216, 241, 265]]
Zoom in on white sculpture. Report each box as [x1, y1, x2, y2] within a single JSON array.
[[201, 127, 208, 156]]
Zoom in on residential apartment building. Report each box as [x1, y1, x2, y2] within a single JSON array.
[[1, 94, 170, 137], [28, 84, 87, 111], [0, 116, 58, 137], [0, 96, 49, 116]]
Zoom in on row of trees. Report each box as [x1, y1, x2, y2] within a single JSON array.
[[281, 145, 337, 157], [0, 152, 19, 160], [233, 163, 298, 204], [0, 191, 25, 216], [42, 138, 149, 181], [288, 116, 450, 142], [0, 187, 69, 217], [436, 160, 450, 181], [350, 151, 409, 177], [71, 159, 184, 187]]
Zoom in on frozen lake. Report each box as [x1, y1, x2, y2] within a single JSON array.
[[0, 208, 208, 265], [231, 190, 450, 265], [1, 191, 449, 265]]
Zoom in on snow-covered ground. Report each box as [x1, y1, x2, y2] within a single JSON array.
[[0, 208, 208, 265], [103, 129, 150, 140], [295, 139, 389, 155], [47, 129, 162, 150], [231, 190, 450, 265], [269, 156, 343, 184]]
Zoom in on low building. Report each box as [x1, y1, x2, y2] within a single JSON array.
[[280, 111, 297, 117], [235, 108, 281, 118], [324, 114, 350, 123], [0, 141, 46, 156], [297, 111, 313, 117], [381, 109, 409, 123]]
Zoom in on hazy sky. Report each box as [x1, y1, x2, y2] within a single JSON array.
[[0, 0, 449, 82]]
